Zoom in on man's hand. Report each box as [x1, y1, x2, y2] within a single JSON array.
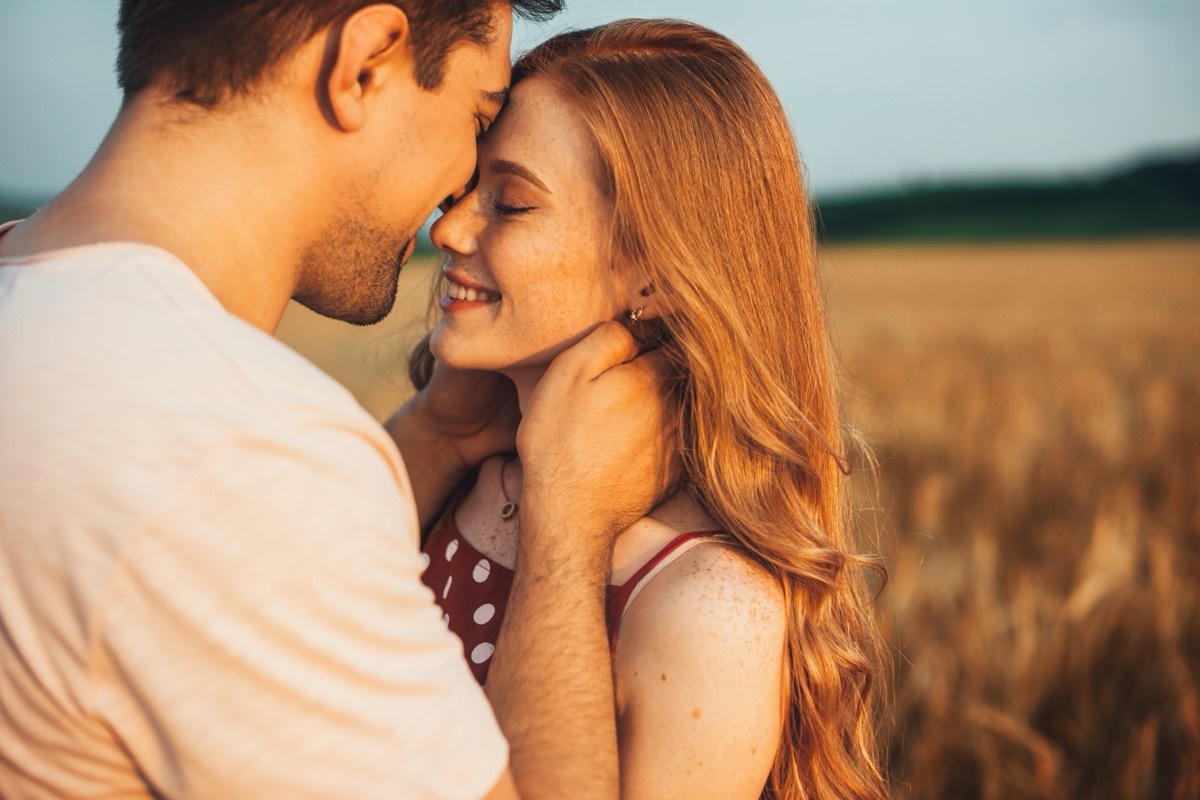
[[384, 366, 520, 529], [517, 321, 675, 564], [486, 322, 674, 798]]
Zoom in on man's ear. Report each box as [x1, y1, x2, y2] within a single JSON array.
[[326, 4, 413, 132]]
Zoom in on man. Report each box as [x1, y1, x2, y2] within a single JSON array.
[[0, 2, 666, 797]]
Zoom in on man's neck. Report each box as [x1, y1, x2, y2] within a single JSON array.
[[0, 90, 326, 333]]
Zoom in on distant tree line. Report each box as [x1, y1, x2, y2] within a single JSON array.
[[815, 148, 1200, 243]]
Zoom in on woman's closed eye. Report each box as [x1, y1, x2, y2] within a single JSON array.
[[487, 188, 537, 216], [491, 199, 536, 216]]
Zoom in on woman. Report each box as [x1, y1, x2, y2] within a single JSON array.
[[416, 19, 886, 800]]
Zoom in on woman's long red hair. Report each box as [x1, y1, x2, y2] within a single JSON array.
[[512, 20, 888, 799]]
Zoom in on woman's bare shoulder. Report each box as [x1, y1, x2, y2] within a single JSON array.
[[621, 538, 786, 650], [613, 539, 787, 799]]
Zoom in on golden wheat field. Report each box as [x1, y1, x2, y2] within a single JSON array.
[[277, 240, 1200, 800]]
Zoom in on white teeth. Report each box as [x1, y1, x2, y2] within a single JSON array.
[[447, 280, 498, 303]]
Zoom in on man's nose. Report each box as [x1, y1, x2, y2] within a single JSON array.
[[439, 164, 480, 213]]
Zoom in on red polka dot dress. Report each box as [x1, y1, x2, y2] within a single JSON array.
[[421, 507, 728, 685]]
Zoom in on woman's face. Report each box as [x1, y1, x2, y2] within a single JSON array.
[[428, 77, 631, 375]]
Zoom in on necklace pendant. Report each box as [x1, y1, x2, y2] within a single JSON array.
[[501, 502, 518, 521]]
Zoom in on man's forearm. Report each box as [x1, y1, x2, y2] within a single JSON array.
[[383, 398, 469, 530], [384, 368, 520, 530], [485, 506, 619, 799]]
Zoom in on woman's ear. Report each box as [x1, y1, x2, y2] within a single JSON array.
[[326, 4, 412, 132], [624, 282, 672, 351], [628, 283, 664, 323]]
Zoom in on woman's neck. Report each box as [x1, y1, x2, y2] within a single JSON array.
[[491, 364, 723, 576], [502, 367, 548, 416]]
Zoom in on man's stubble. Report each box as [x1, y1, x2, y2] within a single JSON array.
[[294, 210, 415, 327]]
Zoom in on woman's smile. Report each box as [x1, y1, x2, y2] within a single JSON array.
[[428, 77, 627, 378], [441, 270, 501, 311]]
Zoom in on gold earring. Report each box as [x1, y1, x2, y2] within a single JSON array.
[[629, 306, 644, 325]]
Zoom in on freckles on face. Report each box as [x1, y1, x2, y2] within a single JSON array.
[[431, 77, 629, 372]]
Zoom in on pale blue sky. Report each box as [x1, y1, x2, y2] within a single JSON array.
[[1, 0, 1198, 198]]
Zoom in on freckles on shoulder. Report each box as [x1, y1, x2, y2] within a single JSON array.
[[612, 540, 789, 797], [686, 544, 788, 645], [619, 541, 788, 674]]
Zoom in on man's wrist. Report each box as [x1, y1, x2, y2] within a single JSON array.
[[517, 492, 616, 582]]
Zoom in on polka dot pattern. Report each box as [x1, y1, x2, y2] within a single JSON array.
[[470, 642, 495, 665], [419, 514, 514, 685], [419, 500, 724, 686], [473, 604, 496, 625]]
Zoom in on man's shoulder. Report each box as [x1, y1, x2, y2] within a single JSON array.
[[1, 241, 373, 429], [0, 240, 412, 624], [0, 240, 399, 532]]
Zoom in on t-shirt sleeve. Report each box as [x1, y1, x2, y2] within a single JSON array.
[[86, 417, 507, 799]]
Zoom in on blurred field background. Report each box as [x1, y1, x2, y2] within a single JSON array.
[[826, 240, 1200, 799], [278, 238, 1200, 799]]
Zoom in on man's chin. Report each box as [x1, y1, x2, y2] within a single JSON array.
[[294, 223, 413, 325], [333, 237, 413, 325], [293, 290, 396, 327]]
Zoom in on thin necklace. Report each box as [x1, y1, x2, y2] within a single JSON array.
[[500, 457, 519, 521]]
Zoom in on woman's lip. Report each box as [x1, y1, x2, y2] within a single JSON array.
[[441, 269, 500, 309], [443, 269, 499, 295], [440, 292, 498, 312]]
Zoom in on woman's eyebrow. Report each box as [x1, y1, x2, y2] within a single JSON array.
[[490, 158, 551, 193]]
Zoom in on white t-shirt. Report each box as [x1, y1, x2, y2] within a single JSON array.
[[0, 231, 507, 799]]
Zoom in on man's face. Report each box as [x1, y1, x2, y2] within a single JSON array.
[[296, 5, 514, 325]]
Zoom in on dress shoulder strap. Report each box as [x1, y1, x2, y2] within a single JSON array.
[[605, 531, 735, 652]]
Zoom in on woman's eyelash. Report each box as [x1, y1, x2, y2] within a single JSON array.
[[492, 200, 535, 216]]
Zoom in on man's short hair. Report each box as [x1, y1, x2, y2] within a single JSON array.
[[116, 0, 563, 107]]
